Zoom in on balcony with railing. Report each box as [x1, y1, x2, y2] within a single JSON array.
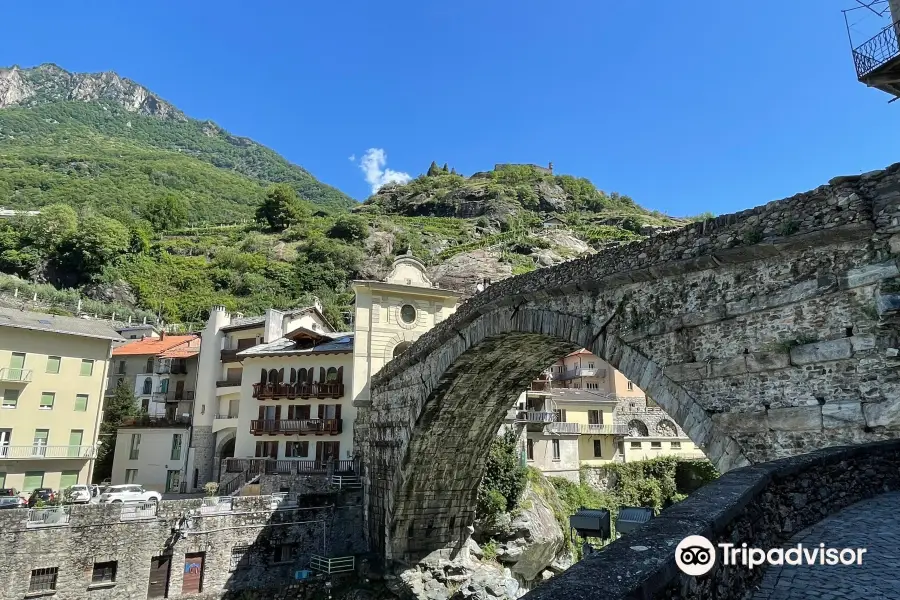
[[851, 18, 900, 96], [514, 410, 557, 424], [249, 418, 342, 435], [0, 445, 96, 459], [555, 367, 606, 382], [547, 422, 629, 435], [528, 381, 553, 393], [252, 382, 345, 400], [0, 367, 32, 383], [223, 457, 328, 475], [166, 390, 195, 402], [119, 415, 192, 428], [213, 412, 239, 433]]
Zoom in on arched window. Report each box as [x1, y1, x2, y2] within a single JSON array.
[[268, 369, 279, 384], [145, 358, 154, 373], [298, 368, 308, 384], [393, 341, 412, 358], [326, 367, 338, 382], [142, 377, 152, 395]]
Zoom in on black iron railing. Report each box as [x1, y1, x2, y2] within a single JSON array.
[[853, 20, 900, 78]]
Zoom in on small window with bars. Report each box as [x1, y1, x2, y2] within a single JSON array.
[[29, 567, 58, 592], [273, 543, 299, 564], [91, 561, 117, 584], [230, 546, 251, 571]]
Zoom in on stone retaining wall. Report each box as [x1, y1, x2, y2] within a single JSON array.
[[0, 493, 367, 599], [523, 439, 900, 600]]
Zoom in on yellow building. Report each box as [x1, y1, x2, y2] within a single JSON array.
[[0, 308, 121, 493], [350, 253, 462, 408]]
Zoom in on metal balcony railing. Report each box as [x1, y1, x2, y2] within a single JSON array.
[[222, 457, 330, 475], [249, 418, 342, 435], [0, 445, 95, 459], [26, 506, 71, 527], [546, 423, 629, 435], [310, 555, 355, 575], [215, 413, 238, 420], [252, 382, 345, 400], [120, 502, 159, 521], [0, 368, 32, 383], [119, 415, 191, 427], [514, 410, 557, 424], [216, 379, 241, 387], [853, 19, 900, 79], [555, 367, 606, 382]]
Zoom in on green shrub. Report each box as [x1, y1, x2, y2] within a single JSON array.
[[477, 428, 527, 520]]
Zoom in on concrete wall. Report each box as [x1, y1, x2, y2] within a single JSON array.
[[0, 492, 367, 599], [0, 327, 111, 492], [623, 436, 704, 462], [525, 433, 579, 481], [111, 426, 191, 492]]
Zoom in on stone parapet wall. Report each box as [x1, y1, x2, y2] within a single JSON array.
[[523, 439, 900, 600], [0, 493, 366, 599]]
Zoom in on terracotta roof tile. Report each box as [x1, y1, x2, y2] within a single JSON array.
[[112, 335, 198, 356]]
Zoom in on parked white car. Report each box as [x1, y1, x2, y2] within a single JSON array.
[[98, 485, 161, 504], [65, 485, 91, 504]]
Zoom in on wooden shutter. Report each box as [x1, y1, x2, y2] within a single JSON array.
[[290, 368, 296, 383], [298, 368, 307, 384], [317, 404, 325, 419], [258, 406, 265, 420], [287, 405, 294, 420], [274, 406, 281, 421], [315, 441, 324, 463], [278, 368, 284, 383], [182, 553, 204, 594], [306, 369, 314, 384], [268, 369, 277, 384], [335, 404, 342, 421], [260, 369, 267, 385], [255, 441, 264, 457], [301, 405, 311, 419], [319, 367, 326, 383], [337, 366, 344, 383]]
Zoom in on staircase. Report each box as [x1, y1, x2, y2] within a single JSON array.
[[220, 467, 262, 496]]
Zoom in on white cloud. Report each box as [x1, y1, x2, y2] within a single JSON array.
[[358, 148, 411, 193], [348, 154, 356, 162]]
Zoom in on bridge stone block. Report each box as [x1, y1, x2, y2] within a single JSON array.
[[863, 400, 900, 428], [767, 406, 823, 431], [822, 400, 865, 428], [711, 410, 769, 433], [841, 260, 900, 289], [790, 338, 853, 366]]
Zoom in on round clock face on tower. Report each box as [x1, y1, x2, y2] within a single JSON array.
[[400, 304, 417, 324]]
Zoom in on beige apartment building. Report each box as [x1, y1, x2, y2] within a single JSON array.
[[509, 349, 703, 481], [0, 308, 121, 493]]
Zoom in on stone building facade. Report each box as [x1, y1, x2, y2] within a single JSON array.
[[0, 492, 366, 599]]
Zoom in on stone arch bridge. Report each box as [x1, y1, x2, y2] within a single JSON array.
[[354, 163, 900, 565]]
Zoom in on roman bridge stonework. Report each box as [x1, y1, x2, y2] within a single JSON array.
[[355, 162, 900, 564]]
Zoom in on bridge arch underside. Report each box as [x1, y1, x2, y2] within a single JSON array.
[[366, 226, 900, 564]]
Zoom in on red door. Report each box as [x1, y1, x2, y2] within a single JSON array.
[[182, 553, 204, 594]]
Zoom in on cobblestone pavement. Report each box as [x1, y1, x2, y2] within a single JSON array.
[[752, 492, 900, 600]]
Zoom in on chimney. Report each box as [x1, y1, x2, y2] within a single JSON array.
[[160, 330, 165, 340]]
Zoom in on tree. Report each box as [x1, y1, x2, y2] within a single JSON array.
[[442, 163, 449, 173], [142, 194, 189, 231], [93, 383, 140, 483], [427, 161, 441, 177], [23, 204, 78, 252], [66, 215, 130, 275], [328, 215, 369, 243], [255, 184, 310, 231], [450, 168, 458, 175]]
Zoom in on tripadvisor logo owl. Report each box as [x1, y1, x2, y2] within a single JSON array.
[[676, 535, 717, 576]]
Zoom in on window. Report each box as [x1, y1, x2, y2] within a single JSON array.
[[630, 441, 642, 449], [255, 441, 278, 458], [117, 360, 126, 375], [392, 341, 411, 358], [553, 409, 566, 423], [60, 471, 79, 489], [80, 359, 94, 377], [91, 561, 117, 584], [142, 377, 152, 395], [586, 382, 599, 390], [526, 439, 534, 461], [588, 362, 595, 369], [29, 567, 58, 593], [129, 434, 141, 460], [627, 381, 634, 391], [33, 430, 48, 456], [2, 388, 18, 408], [171, 434, 182, 461], [74, 394, 88, 412], [160, 379, 169, 393], [236, 337, 256, 350], [326, 367, 338, 382], [124, 469, 138, 484], [551, 439, 561, 461], [23, 471, 44, 492], [671, 441, 682, 450], [593, 440, 603, 458], [145, 358, 154, 373], [400, 304, 417, 324], [285, 441, 309, 458], [588, 410, 602, 425], [230, 546, 250, 571], [8, 352, 26, 380], [46, 356, 61, 374], [226, 367, 242, 383], [273, 543, 299, 564], [651, 441, 662, 449], [39, 392, 55, 410], [68, 430, 83, 456]]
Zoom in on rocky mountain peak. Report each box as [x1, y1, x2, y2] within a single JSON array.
[[0, 63, 184, 120]]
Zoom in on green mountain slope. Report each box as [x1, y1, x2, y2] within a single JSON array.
[[0, 64, 354, 218]]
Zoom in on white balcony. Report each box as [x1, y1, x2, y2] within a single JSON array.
[[546, 423, 628, 435], [0, 445, 96, 459], [212, 414, 239, 433], [0, 368, 32, 383]]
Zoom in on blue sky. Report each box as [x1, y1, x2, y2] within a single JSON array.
[[2, 0, 898, 216]]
